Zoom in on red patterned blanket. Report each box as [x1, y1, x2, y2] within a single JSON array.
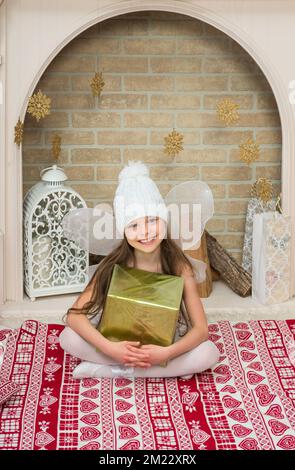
[[0, 319, 294, 450]]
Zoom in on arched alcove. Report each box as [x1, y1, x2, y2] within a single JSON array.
[[1, 0, 294, 309], [22, 10, 282, 269]]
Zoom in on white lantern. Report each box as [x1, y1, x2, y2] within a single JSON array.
[[23, 164, 89, 300]]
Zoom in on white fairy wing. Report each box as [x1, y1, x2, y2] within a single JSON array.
[[185, 255, 207, 284], [61, 206, 121, 255], [164, 180, 214, 251], [164, 181, 214, 284]]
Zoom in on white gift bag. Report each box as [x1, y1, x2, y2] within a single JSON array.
[[242, 198, 276, 274], [252, 211, 291, 305]]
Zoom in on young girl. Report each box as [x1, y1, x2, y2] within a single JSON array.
[[59, 161, 220, 378]]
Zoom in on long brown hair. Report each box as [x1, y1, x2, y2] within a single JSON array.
[[65, 231, 196, 336]]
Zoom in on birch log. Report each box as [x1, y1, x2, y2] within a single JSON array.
[[205, 230, 252, 297]]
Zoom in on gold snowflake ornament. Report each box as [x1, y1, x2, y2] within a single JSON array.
[[14, 118, 24, 146], [239, 138, 260, 165], [27, 90, 51, 122], [251, 178, 273, 203], [164, 129, 184, 157], [217, 98, 240, 126], [90, 72, 105, 97], [51, 134, 61, 162]]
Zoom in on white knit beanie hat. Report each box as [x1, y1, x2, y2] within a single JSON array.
[[113, 160, 168, 236]]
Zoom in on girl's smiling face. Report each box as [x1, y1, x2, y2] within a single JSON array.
[[124, 216, 167, 252]]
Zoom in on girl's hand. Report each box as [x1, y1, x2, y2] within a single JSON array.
[[104, 340, 151, 368], [132, 344, 170, 366]]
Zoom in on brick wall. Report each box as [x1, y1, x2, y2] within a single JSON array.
[[23, 11, 282, 263]]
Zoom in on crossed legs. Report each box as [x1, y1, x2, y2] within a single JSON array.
[[59, 326, 220, 379]]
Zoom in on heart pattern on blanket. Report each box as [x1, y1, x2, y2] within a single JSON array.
[[247, 362, 263, 371], [214, 365, 230, 375], [80, 413, 100, 426], [216, 343, 225, 354], [241, 351, 257, 362], [228, 409, 248, 423], [222, 396, 241, 409], [44, 363, 61, 374], [220, 386, 237, 393], [80, 442, 100, 450], [191, 428, 210, 445], [216, 375, 231, 384], [277, 435, 295, 450], [82, 378, 99, 388], [80, 399, 98, 413], [209, 334, 221, 342], [235, 331, 252, 341], [119, 425, 139, 440], [120, 440, 140, 450], [238, 340, 255, 350], [39, 394, 57, 407], [214, 364, 232, 383], [266, 404, 284, 419], [115, 378, 132, 387], [117, 413, 137, 425], [182, 392, 199, 407], [81, 389, 99, 399], [232, 424, 252, 437], [255, 385, 276, 406], [239, 438, 259, 450], [115, 399, 133, 412], [0, 329, 11, 341], [80, 426, 101, 441], [115, 387, 133, 399], [35, 431, 55, 447], [234, 323, 249, 329], [247, 371, 264, 385], [268, 419, 289, 436]]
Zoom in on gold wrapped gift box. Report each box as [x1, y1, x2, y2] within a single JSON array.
[[97, 263, 184, 364]]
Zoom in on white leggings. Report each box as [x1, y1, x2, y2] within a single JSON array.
[[59, 326, 220, 378]]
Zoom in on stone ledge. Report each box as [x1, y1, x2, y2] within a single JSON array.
[[0, 280, 294, 329]]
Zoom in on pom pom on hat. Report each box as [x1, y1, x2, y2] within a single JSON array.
[[118, 160, 149, 182], [113, 160, 168, 235]]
